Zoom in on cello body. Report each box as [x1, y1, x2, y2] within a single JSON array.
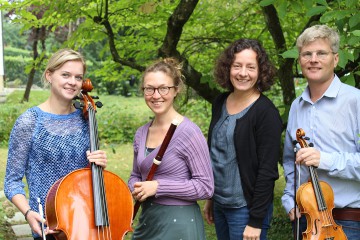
[[295, 128, 347, 240], [45, 79, 133, 239], [46, 168, 133, 240]]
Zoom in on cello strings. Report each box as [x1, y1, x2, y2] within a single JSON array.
[[91, 106, 112, 239]]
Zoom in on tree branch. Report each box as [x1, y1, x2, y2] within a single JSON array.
[[158, 0, 220, 102]]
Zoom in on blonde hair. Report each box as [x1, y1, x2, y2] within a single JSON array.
[[141, 58, 184, 90], [42, 48, 86, 87], [297, 25, 340, 53]]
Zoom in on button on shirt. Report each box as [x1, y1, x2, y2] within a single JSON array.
[[211, 102, 251, 207], [282, 75, 360, 214]]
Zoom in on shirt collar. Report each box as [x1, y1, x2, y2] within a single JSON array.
[[299, 74, 341, 104]]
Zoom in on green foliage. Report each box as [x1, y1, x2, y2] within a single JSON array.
[[96, 97, 152, 144], [0, 90, 152, 147], [177, 97, 212, 138], [4, 54, 35, 85], [0, 104, 23, 145], [0, 90, 48, 146]]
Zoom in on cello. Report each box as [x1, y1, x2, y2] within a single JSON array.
[[45, 79, 133, 240], [295, 128, 347, 240]]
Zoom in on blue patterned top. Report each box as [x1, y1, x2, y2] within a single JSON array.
[[4, 107, 90, 226]]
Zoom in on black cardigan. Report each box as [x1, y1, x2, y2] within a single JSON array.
[[208, 92, 282, 228]]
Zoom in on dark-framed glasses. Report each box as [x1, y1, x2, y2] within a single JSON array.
[[142, 86, 177, 96], [300, 50, 335, 61]]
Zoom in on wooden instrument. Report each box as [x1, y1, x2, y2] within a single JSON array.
[[45, 79, 133, 239], [295, 128, 347, 240], [132, 118, 180, 220]]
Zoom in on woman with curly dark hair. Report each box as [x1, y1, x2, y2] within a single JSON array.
[[203, 39, 282, 240]]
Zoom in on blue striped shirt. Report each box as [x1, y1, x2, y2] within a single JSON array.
[[282, 75, 360, 214]]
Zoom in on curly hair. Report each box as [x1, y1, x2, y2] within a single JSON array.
[[214, 38, 276, 92]]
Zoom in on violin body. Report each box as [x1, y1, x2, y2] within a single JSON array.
[[46, 168, 133, 240], [296, 180, 346, 240], [295, 128, 347, 240]]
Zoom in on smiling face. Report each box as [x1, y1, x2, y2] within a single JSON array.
[[143, 71, 178, 117], [299, 38, 339, 86], [46, 60, 84, 103], [230, 49, 259, 94]]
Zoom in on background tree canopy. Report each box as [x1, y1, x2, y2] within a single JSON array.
[[1, 0, 359, 121]]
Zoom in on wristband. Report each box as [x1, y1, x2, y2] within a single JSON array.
[[24, 208, 32, 221]]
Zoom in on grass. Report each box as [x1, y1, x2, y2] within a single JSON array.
[[0, 89, 293, 239]]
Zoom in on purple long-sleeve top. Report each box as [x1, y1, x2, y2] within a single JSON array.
[[128, 117, 214, 205]]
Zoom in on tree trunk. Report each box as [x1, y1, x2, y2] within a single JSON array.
[[22, 33, 39, 102]]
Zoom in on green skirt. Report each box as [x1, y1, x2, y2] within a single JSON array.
[[132, 200, 206, 240]]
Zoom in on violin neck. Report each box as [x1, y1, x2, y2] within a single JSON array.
[[309, 166, 327, 211]]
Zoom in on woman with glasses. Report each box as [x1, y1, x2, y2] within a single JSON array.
[[203, 39, 282, 240], [128, 58, 214, 240]]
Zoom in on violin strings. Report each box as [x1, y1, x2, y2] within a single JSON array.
[[311, 167, 333, 238], [296, 161, 301, 239]]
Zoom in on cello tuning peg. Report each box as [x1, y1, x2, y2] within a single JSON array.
[[73, 101, 84, 109], [304, 137, 310, 140], [92, 96, 100, 99], [308, 143, 314, 147], [96, 101, 103, 108]]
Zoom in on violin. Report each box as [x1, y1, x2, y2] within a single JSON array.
[[45, 79, 133, 239], [295, 128, 347, 240]]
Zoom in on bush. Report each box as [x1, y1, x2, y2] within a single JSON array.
[[0, 90, 152, 147]]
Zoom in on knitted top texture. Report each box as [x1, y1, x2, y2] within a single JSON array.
[[4, 106, 90, 218]]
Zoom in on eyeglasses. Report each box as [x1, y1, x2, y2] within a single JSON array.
[[299, 51, 335, 61], [142, 86, 177, 96]]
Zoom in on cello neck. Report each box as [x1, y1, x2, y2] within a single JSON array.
[[87, 104, 100, 153], [77, 80, 110, 227]]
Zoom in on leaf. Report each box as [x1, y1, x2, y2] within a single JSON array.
[[351, 30, 360, 37], [315, 0, 328, 6], [337, 50, 348, 69], [280, 48, 299, 59], [348, 36, 360, 47], [345, 0, 359, 7], [277, 2, 288, 19], [320, 11, 339, 23], [306, 6, 327, 17], [303, 0, 313, 9], [341, 73, 355, 87], [259, 0, 275, 7], [349, 14, 360, 29]]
